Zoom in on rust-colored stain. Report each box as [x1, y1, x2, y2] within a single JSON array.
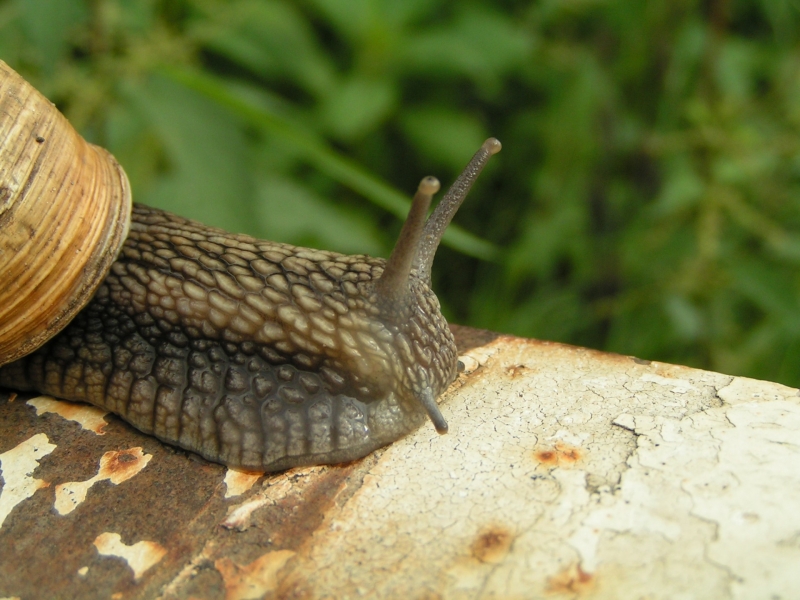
[[215, 550, 295, 600], [471, 525, 514, 564], [98, 447, 151, 483], [54, 447, 152, 515], [505, 364, 529, 378], [536, 450, 557, 465], [547, 564, 595, 594], [223, 468, 264, 499], [534, 443, 583, 467]]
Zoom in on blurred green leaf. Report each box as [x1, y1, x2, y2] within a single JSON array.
[[14, 0, 88, 73], [255, 174, 385, 255], [305, 0, 376, 43], [401, 107, 487, 172], [652, 156, 704, 216], [120, 73, 257, 235], [309, 0, 435, 37], [401, 6, 531, 91], [716, 39, 761, 105], [318, 76, 396, 141], [195, 0, 336, 96], [664, 294, 704, 341], [728, 257, 800, 324]]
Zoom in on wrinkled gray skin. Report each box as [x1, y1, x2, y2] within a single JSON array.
[[0, 205, 458, 471]]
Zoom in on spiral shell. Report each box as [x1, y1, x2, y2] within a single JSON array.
[[0, 60, 132, 365]]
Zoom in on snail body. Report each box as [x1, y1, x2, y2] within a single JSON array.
[[0, 60, 500, 471]]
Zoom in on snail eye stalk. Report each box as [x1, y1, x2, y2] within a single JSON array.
[[376, 176, 440, 311], [414, 138, 501, 283]]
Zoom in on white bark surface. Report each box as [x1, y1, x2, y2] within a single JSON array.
[[275, 336, 800, 599]]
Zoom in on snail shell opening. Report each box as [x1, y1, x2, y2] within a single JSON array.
[[0, 60, 132, 366]]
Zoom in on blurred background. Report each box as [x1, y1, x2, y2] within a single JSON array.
[[2, 0, 800, 386]]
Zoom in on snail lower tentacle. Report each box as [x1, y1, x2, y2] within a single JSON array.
[[0, 141, 500, 472]]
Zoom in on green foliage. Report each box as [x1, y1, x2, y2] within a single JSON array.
[[3, 0, 800, 385]]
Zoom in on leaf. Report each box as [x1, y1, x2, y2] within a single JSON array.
[[14, 0, 88, 73], [318, 76, 396, 141], [652, 156, 704, 216], [663, 294, 704, 341], [401, 107, 487, 172], [400, 6, 532, 91], [196, 0, 336, 96], [255, 174, 385, 255], [120, 74, 257, 236]]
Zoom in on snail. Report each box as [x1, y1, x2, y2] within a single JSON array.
[[0, 60, 500, 472]]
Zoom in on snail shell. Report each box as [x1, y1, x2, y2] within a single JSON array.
[[0, 60, 131, 365], [0, 60, 500, 471]]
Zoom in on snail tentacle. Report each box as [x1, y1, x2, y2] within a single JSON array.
[[414, 138, 502, 282], [375, 176, 439, 310], [418, 385, 448, 434]]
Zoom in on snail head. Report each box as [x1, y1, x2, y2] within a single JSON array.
[[354, 137, 502, 438]]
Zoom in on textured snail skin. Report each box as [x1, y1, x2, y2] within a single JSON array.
[[0, 204, 457, 471]]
